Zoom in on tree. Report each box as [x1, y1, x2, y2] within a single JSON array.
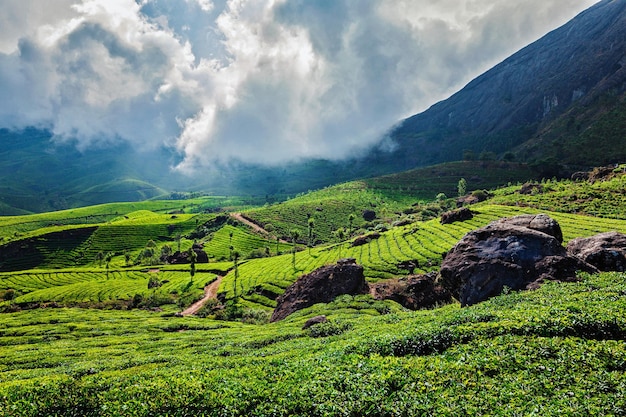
[[502, 151, 515, 162], [348, 214, 355, 236], [187, 248, 197, 281], [104, 252, 114, 279], [95, 251, 104, 267], [175, 234, 182, 253], [232, 250, 240, 297], [335, 228, 346, 258], [161, 244, 172, 263], [458, 178, 467, 197], [290, 229, 300, 271], [307, 218, 315, 255]]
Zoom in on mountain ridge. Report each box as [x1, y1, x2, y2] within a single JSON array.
[[382, 0, 626, 169], [1, 0, 625, 213]]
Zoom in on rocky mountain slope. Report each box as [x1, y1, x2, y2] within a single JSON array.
[[1, 0, 625, 213], [378, 0, 626, 170]]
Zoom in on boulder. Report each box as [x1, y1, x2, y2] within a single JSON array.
[[494, 213, 563, 243], [302, 315, 328, 330], [270, 259, 369, 322], [351, 232, 380, 247], [362, 210, 377, 222], [567, 232, 626, 271], [518, 183, 544, 195], [370, 272, 452, 310], [440, 207, 473, 224], [439, 215, 595, 306]]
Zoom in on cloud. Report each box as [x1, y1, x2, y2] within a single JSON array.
[[0, 0, 598, 171]]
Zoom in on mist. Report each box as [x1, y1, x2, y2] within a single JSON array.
[[0, 0, 598, 173]]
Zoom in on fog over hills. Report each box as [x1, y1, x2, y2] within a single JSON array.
[[3, 0, 625, 212]]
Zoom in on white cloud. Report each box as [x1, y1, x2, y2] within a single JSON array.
[[0, 0, 598, 170]]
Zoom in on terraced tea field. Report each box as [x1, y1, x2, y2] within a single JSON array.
[[218, 204, 626, 309]]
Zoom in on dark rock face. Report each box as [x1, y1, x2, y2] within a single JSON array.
[[368, 0, 626, 171], [371, 272, 452, 310], [567, 232, 626, 272], [439, 215, 595, 306], [270, 259, 369, 322], [440, 207, 473, 225]]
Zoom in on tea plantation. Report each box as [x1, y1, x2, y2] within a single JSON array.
[[0, 169, 625, 415]]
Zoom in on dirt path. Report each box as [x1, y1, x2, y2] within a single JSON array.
[[181, 276, 223, 316], [230, 213, 288, 243]]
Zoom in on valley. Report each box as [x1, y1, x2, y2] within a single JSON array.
[[1, 1, 625, 415], [0, 163, 625, 415]]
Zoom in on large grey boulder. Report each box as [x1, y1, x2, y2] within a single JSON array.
[[567, 232, 626, 272], [270, 259, 369, 322], [494, 213, 563, 244], [439, 215, 595, 306]]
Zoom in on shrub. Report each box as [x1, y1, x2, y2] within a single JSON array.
[[307, 320, 353, 338]]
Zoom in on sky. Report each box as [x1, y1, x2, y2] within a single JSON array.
[[0, 0, 598, 172]]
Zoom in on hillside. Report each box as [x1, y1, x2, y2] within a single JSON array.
[[0, 166, 625, 414], [1, 1, 625, 210], [366, 0, 626, 172]]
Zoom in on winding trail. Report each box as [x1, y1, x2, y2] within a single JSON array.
[[230, 213, 289, 243], [181, 276, 223, 316]]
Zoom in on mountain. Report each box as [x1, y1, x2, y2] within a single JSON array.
[[379, 0, 626, 171], [1, 0, 625, 213]]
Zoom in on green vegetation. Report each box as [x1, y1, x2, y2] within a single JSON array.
[[0, 272, 625, 415], [490, 174, 626, 219], [0, 165, 625, 415]]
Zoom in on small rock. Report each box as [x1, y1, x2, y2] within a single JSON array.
[[440, 207, 473, 224], [302, 315, 328, 330]]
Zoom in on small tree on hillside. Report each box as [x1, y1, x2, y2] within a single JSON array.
[[335, 227, 346, 258], [104, 252, 114, 279], [232, 250, 240, 298], [458, 178, 467, 197], [290, 229, 300, 271], [348, 214, 355, 236], [308, 218, 315, 255], [187, 248, 197, 282], [95, 251, 105, 267]]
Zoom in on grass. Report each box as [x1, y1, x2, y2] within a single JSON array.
[[0, 272, 624, 415], [0, 166, 625, 415]]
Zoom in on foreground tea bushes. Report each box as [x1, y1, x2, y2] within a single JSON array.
[[0, 272, 625, 416]]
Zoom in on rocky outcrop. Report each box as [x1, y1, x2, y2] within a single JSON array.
[[567, 232, 626, 272], [270, 259, 369, 322], [440, 207, 473, 225], [439, 215, 595, 306], [494, 213, 563, 244], [351, 232, 381, 247], [370, 272, 452, 310], [519, 183, 544, 195], [163, 243, 208, 264]]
